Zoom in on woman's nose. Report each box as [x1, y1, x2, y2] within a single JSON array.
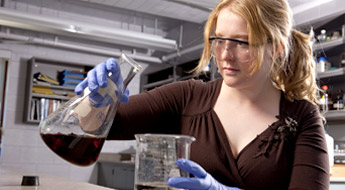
[[220, 46, 235, 61]]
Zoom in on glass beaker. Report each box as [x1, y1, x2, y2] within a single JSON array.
[[134, 134, 196, 190], [39, 53, 142, 166]]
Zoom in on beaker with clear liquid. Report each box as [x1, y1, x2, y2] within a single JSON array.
[[39, 53, 142, 166], [135, 134, 196, 190]]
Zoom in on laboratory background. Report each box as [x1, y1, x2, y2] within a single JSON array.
[[0, 0, 345, 189]]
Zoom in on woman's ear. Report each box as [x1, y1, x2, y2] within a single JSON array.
[[272, 41, 285, 59], [276, 42, 285, 58]]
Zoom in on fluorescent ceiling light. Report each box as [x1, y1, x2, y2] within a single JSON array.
[[165, 0, 214, 11], [292, 0, 334, 15], [0, 7, 177, 51]]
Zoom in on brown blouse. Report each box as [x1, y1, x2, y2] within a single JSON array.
[[108, 78, 330, 190]]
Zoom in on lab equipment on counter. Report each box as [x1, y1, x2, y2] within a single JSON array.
[[134, 134, 195, 190], [21, 176, 39, 186], [39, 53, 142, 166]]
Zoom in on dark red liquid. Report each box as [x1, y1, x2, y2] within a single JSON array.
[[40, 133, 105, 166]]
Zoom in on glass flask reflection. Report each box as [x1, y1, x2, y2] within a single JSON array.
[[39, 53, 142, 166]]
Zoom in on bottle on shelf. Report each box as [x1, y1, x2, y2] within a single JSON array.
[[333, 90, 344, 110], [317, 57, 331, 73], [317, 29, 327, 43], [320, 85, 329, 112]]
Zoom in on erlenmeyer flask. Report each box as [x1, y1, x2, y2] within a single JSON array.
[[39, 53, 142, 166]]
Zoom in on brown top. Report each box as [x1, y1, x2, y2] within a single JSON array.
[[108, 78, 330, 190]]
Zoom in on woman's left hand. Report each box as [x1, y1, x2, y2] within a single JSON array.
[[168, 159, 240, 190]]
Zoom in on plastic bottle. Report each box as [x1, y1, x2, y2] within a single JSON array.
[[318, 57, 332, 72], [318, 57, 326, 72], [321, 85, 329, 112]]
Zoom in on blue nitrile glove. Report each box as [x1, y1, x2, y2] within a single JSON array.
[[168, 159, 240, 190], [75, 58, 129, 107]]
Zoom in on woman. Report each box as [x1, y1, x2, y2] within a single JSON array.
[[76, 0, 330, 189]]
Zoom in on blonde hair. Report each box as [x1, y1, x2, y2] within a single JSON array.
[[195, 0, 318, 103]]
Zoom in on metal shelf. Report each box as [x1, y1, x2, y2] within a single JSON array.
[[317, 68, 345, 79], [313, 37, 345, 51], [32, 93, 72, 101], [26, 119, 40, 124], [142, 78, 174, 90], [324, 110, 345, 121]]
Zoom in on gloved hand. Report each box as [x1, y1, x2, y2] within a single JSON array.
[[75, 58, 129, 107], [168, 159, 240, 190]]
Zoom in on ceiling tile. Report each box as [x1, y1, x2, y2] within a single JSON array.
[[125, 0, 150, 11], [113, 0, 135, 8], [133, 0, 158, 12], [150, 1, 170, 13], [101, 0, 119, 6]]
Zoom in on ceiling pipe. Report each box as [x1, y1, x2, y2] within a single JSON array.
[[0, 32, 163, 64], [162, 43, 204, 62], [0, 7, 177, 51]]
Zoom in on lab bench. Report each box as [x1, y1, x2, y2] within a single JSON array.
[[0, 166, 112, 190], [331, 164, 345, 189]]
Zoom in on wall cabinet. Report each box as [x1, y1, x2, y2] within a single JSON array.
[[97, 161, 134, 190], [24, 57, 91, 124], [140, 59, 220, 92]]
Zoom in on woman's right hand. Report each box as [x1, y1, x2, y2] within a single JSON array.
[[75, 58, 129, 107]]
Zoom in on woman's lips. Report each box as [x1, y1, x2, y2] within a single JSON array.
[[223, 67, 240, 75]]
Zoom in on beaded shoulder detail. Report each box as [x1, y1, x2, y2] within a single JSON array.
[[254, 115, 298, 158]]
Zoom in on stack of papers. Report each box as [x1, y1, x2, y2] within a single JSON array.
[[58, 70, 86, 87]]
